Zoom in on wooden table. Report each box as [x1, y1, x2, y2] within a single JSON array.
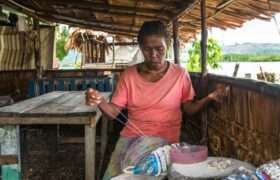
[[0, 91, 111, 180]]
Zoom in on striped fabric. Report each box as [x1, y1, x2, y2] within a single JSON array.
[[0, 26, 35, 70], [0, 26, 55, 70]]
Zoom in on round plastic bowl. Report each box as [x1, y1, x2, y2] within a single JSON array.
[[170, 145, 208, 164]]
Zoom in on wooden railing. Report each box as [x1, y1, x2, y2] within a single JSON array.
[[186, 73, 280, 166], [0, 69, 123, 100]]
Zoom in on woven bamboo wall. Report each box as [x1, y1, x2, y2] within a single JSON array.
[[186, 73, 280, 166]]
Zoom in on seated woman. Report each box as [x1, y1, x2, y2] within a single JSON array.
[[86, 21, 224, 180]]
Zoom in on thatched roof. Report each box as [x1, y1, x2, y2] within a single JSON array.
[[2, 0, 280, 41]]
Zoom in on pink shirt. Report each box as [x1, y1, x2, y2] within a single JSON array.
[[111, 63, 195, 143]]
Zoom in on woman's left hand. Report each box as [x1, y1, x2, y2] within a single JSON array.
[[208, 85, 229, 103]]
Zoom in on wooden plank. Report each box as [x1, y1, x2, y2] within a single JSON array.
[[0, 91, 67, 116], [0, 116, 90, 124], [25, 91, 87, 115], [60, 137, 84, 144], [208, 74, 280, 98], [0, 155, 18, 165], [0, 91, 110, 117], [85, 123, 96, 180]]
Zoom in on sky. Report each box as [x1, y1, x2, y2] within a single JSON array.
[[209, 13, 280, 45]]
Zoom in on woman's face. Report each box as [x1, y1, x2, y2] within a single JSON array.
[[140, 35, 167, 70]]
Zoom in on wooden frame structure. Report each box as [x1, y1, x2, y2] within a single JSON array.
[[1, 0, 280, 67], [0, 0, 280, 179]]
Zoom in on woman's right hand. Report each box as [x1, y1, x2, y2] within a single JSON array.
[[85, 88, 103, 106]]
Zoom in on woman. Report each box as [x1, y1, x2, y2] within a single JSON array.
[[86, 21, 224, 179]]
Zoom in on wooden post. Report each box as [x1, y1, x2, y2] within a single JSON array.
[[85, 118, 96, 180], [201, 0, 207, 75], [33, 18, 41, 78], [97, 115, 109, 180], [33, 18, 42, 96], [173, 20, 180, 64], [200, 0, 208, 145], [112, 36, 115, 67]]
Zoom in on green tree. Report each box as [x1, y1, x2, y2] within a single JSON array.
[[56, 26, 69, 61], [187, 38, 223, 72]]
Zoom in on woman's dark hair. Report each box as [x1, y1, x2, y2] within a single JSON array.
[[137, 21, 169, 46]]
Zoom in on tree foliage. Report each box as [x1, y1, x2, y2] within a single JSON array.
[[56, 26, 69, 61], [187, 38, 223, 72], [223, 53, 280, 62]]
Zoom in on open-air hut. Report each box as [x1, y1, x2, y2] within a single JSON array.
[[0, 0, 279, 179]]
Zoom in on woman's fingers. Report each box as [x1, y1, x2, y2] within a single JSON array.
[[85, 88, 103, 106]]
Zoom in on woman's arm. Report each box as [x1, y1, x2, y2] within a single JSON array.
[[182, 96, 212, 115], [183, 87, 228, 115], [86, 88, 123, 120]]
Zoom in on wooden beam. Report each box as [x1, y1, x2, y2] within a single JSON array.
[[52, 5, 169, 21], [45, 0, 174, 18], [75, 27, 136, 37], [0, 155, 18, 165], [217, 0, 236, 9], [3, 0, 51, 24], [8, 1, 143, 31], [30, 0, 42, 10], [172, 20, 180, 64], [36, 11, 141, 32], [6, 1, 140, 36], [108, 42, 138, 46], [39, 15, 138, 36], [208, 0, 238, 20], [136, 0, 179, 8], [131, 1, 138, 33], [170, 0, 199, 22]]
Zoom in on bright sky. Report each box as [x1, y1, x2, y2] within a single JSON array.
[[209, 13, 280, 45]]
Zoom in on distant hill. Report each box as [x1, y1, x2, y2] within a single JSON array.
[[222, 43, 280, 55]]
